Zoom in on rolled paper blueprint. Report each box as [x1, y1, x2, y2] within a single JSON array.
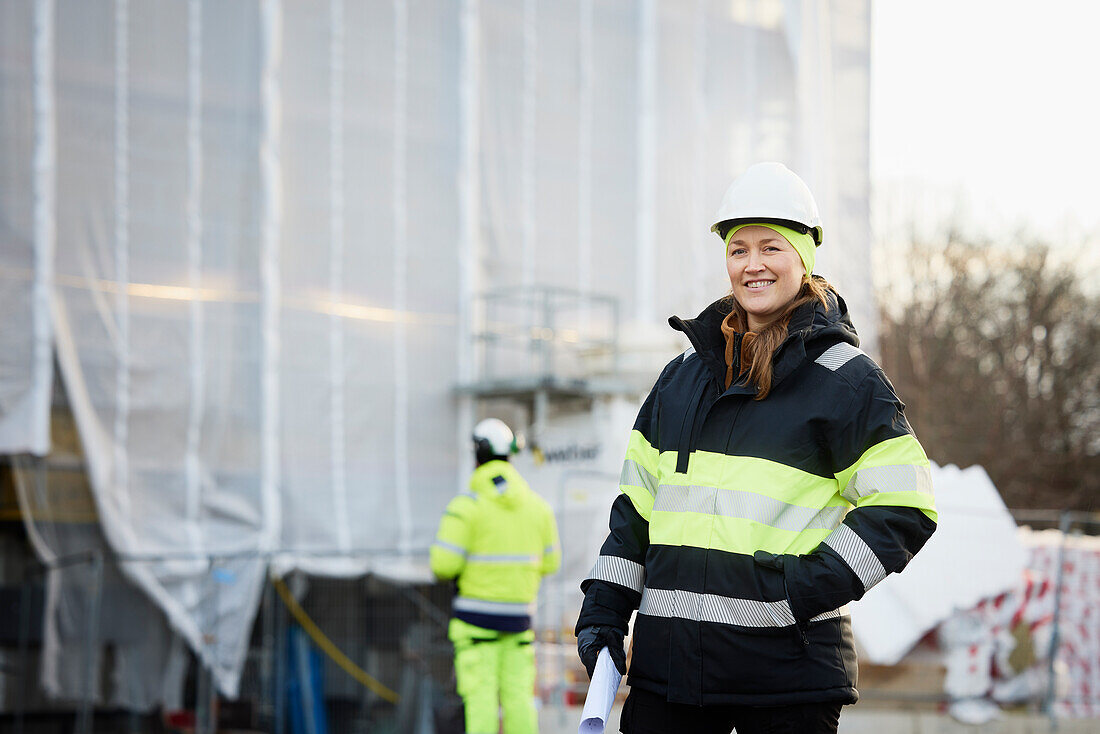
[[578, 647, 623, 733]]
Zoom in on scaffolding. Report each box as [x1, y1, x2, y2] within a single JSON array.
[[457, 286, 643, 438]]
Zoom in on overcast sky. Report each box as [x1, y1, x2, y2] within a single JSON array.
[[871, 0, 1100, 243]]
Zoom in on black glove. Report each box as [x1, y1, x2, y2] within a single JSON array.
[[753, 550, 784, 571], [576, 625, 627, 678]]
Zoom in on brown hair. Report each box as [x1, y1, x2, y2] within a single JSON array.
[[726, 276, 833, 400]]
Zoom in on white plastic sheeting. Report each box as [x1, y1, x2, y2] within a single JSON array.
[[0, 0, 54, 456], [850, 463, 1029, 666], [0, 0, 873, 696], [13, 459, 189, 711]]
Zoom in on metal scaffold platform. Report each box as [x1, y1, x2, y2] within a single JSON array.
[[455, 286, 646, 433]]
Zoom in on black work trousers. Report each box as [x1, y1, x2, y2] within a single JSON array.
[[619, 687, 843, 734]]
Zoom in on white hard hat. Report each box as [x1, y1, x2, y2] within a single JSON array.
[[710, 162, 823, 246], [472, 418, 518, 457]]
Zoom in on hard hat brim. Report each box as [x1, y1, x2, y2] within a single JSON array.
[[712, 217, 823, 246]]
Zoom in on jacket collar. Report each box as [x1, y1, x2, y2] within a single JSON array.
[[669, 300, 732, 388], [669, 283, 859, 392]]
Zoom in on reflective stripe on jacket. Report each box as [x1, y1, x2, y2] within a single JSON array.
[[432, 460, 561, 631], [576, 289, 937, 706]]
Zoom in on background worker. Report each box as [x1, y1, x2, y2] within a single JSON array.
[[431, 418, 562, 734], [575, 162, 938, 734]]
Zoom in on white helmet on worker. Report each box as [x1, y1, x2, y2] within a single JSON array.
[[710, 162, 823, 246], [472, 418, 519, 462]]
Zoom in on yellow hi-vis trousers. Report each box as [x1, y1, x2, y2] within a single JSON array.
[[449, 618, 538, 734]]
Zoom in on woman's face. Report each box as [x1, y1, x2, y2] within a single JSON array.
[[726, 225, 806, 331]]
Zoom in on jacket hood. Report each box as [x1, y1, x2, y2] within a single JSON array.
[[785, 285, 859, 349], [669, 280, 859, 389], [470, 460, 528, 508]]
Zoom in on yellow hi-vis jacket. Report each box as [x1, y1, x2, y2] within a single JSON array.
[[431, 460, 561, 631]]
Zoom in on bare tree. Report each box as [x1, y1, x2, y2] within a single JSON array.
[[878, 236, 1100, 510]]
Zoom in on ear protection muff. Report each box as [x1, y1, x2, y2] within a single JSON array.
[[473, 437, 517, 456], [474, 436, 496, 457], [472, 418, 519, 461]]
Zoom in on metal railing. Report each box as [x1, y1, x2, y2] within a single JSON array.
[[472, 286, 620, 384]]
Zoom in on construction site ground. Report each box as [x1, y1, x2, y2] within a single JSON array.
[[538, 704, 1098, 734]]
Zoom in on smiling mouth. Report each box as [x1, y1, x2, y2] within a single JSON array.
[[744, 280, 774, 290]]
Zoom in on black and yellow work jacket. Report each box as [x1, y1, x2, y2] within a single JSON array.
[[576, 290, 937, 706]]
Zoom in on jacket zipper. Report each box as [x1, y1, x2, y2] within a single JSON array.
[[731, 332, 743, 387], [782, 573, 810, 647], [710, 323, 806, 648], [795, 619, 810, 647]]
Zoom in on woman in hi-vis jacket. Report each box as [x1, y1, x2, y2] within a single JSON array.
[[574, 163, 937, 734]]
